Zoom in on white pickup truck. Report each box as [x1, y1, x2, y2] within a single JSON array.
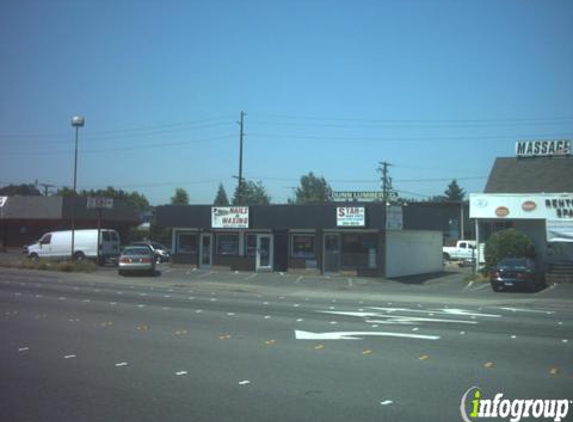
[[443, 240, 484, 263]]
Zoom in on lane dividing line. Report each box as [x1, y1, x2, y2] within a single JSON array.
[[115, 362, 129, 367], [18, 347, 29, 352], [64, 354, 77, 359], [176, 371, 188, 376]]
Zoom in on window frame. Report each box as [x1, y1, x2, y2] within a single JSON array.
[[176, 232, 198, 254], [215, 232, 239, 256], [290, 233, 316, 259]]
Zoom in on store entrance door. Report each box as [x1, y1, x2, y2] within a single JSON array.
[[199, 233, 212, 269], [323, 234, 340, 273], [256, 234, 273, 271]]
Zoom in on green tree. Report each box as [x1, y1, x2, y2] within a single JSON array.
[[444, 179, 466, 201], [484, 228, 535, 269], [0, 183, 42, 196], [213, 183, 230, 205], [290, 172, 331, 204], [170, 188, 190, 205], [57, 186, 149, 211], [232, 180, 271, 205]]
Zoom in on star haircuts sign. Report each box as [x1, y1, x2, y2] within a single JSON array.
[[212, 207, 249, 229], [337, 207, 365, 227]]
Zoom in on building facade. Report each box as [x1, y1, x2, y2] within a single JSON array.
[[0, 196, 140, 248], [470, 140, 573, 269], [156, 204, 443, 278]]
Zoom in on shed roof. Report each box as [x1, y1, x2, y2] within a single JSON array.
[[484, 157, 573, 193]]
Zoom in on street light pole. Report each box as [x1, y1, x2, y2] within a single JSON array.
[[70, 115, 85, 260]]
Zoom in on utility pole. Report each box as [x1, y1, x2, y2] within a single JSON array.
[[38, 183, 55, 196], [237, 111, 245, 204], [378, 161, 393, 204]]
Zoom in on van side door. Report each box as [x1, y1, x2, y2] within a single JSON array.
[[39, 234, 53, 257]]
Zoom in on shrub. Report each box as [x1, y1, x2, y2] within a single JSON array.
[[19, 258, 95, 273], [484, 228, 535, 269]]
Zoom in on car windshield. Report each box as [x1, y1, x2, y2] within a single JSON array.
[[122, 247, 151, 256], [498, 259, 531, 270]]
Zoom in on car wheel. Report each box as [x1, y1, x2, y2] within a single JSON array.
[[73, 252, 85, 262], [443, 253, 450, 260], [491, 284, 501, 292], [29, 253, 39, 261]]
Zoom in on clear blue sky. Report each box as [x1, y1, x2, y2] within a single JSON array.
[[1, 0, 572, 205]]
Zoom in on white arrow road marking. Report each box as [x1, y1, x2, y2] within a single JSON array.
[[497, 307, 555, 314], [367, 317, 478, 325], [368, 307, 501, 318], [321, 311, 478, 325], [435, 308, 501, 318], [294, 330, 440, 340]]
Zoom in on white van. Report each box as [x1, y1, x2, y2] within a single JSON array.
[[27, 229, 121, 262]]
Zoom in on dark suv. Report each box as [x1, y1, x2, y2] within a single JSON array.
[[130, 241, 171, 263]]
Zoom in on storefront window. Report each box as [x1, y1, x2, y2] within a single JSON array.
[[290, 234, 316, 258], [216, 233, 239, 255], [245, 234, 257, 256], [341, 233, 377, 268], [177, 233, 198, 254]]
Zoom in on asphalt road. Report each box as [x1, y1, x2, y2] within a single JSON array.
[[1, 267, 572, 422]]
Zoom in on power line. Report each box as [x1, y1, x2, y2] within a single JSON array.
[[1, 135, 235, 156], [247, 132, 573, 142], [248, 118, 573, 129], [249, 112, 573, 124], [0, 116, 235, 142]]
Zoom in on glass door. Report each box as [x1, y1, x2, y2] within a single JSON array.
[[323, 233, 340, 273], [256, 234, 273, 271], [200, 233, 212, 269]]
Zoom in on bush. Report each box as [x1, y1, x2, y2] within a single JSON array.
[[484, 228, 535, 269], [19, 258, 96, 273]]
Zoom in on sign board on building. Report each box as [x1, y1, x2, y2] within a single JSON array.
[[336, 207, 365, 227], [0, 196, 8, 208], [212, 207, 249, 229], [386, 205, 403, 230], [331, 191, 384, 202], [470, 193, 573, 220], [547, 220, 573, 242], [515, 140, 571, 158], [86, 197, 114, 209]]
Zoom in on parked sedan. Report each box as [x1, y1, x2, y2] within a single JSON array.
[[130, 241, 171, 263], [489, 258, 545, 292], [118, 246, 156, 276]]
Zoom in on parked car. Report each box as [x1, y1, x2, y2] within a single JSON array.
[[443, 240, 485, 264], [26, 229, 121, 262], [118, 246, 156, 276], [130, 241, 171, 263], [489, 258, 545, 292]]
